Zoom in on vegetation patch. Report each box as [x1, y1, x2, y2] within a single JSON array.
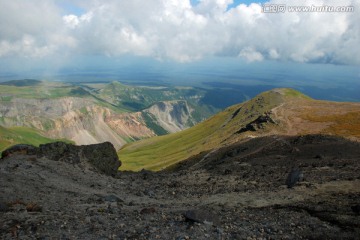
[[142, 112, 168, 136], [0, 126, 72, 153], [0, 96, 13, 102], [304, 111, 360, 138]]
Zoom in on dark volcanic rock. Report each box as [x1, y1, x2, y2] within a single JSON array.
[[236, 112, 276, 133], [285, 168, 303, 188], [352, 205, 360, 215], [81, 142, 121, 176], [140, 207, 156, 214], [38, 142, 121, 176], [0, 201, 9, 212], [183, 209, 220, 226], [1, 134, 360, 239], [1, 144, 37, 159], [2, 142, 121, 176], [38, 142, 81, 163]]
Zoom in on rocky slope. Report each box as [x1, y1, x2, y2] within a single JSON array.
[[143, 100, 196, 133], [1, 135, 359, 239]]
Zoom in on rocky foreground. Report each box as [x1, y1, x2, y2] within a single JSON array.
[[1, 135, 360, 239]]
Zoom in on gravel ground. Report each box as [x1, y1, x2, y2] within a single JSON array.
[[1, 135, 360, 239]]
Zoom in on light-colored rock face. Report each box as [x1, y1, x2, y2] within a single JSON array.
[[0, 97, 128, 149], [106, 112, 155, 141], [47, 105, 128, 149], [144, 100, 195, 132], [0, 97, 197, 149]]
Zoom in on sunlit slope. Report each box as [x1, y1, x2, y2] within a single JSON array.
[[0, 126, 72, 153], [118, 89, 288, 171], [118, 88, 360, 171]]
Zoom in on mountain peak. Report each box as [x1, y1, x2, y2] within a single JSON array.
[[273, 88, 312, 99], [119, 88, 360, 171]]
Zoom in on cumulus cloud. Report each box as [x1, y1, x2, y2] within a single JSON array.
[[0, 0, 359, 65]]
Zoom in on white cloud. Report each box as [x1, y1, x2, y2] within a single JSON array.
[[63, 15, 80, 29], [239, 47, 264, 62], [269, 49, 279, 59], [0, 0, 359, 65], [63, 12, 93, 29]]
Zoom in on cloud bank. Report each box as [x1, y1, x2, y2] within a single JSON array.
[[0, 0, 359, 65]]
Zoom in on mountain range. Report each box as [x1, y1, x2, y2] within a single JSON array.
[[0, 79, 218, 151]]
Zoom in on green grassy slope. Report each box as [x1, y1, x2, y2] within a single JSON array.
[[0, 81, 82, 99], [0, 80, 129, 114], [0, 126, 72, 153], [118, 89, 305, 171]]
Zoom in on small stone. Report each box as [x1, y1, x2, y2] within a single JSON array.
[[286, 168, 303, 188], [0, 202, 9, 212], [183, 209, 220, 226], [103, 194, 123, 203], [140, 207, 156, 214]]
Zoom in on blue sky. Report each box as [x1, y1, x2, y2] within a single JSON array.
[[0, 0, 359, 88]]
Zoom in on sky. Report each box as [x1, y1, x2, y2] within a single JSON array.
[[0, 0, 359, 86]]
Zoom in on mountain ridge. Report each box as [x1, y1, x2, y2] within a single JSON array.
[[118, 88, 360, 171]]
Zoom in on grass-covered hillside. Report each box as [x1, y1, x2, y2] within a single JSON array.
[[118, 89, 287, 171], [0, 126, 72, 153], [118, 88, 360, 171]]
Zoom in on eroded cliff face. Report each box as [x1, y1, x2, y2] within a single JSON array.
[[47, 105, 128, 149], [144, 100, 195, 133], [0, 97, 127, 148], [0, 97, 197, 149], [106, 112, 155, 141]]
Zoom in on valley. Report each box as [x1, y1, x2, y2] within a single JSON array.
[[0, 80, 221, 152]]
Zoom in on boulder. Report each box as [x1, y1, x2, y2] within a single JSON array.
[[38, 142, 80, 164], [1, 144, 37, 159], [81, 142, 121, 176], [38, 141, 121, 176]]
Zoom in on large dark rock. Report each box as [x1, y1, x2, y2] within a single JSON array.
[[38, 142, 80, 164], [2, 142, 121, 176], [81, 142, 121, 176], [1, 144, 38, 159], [37, 141, 121, 176]]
